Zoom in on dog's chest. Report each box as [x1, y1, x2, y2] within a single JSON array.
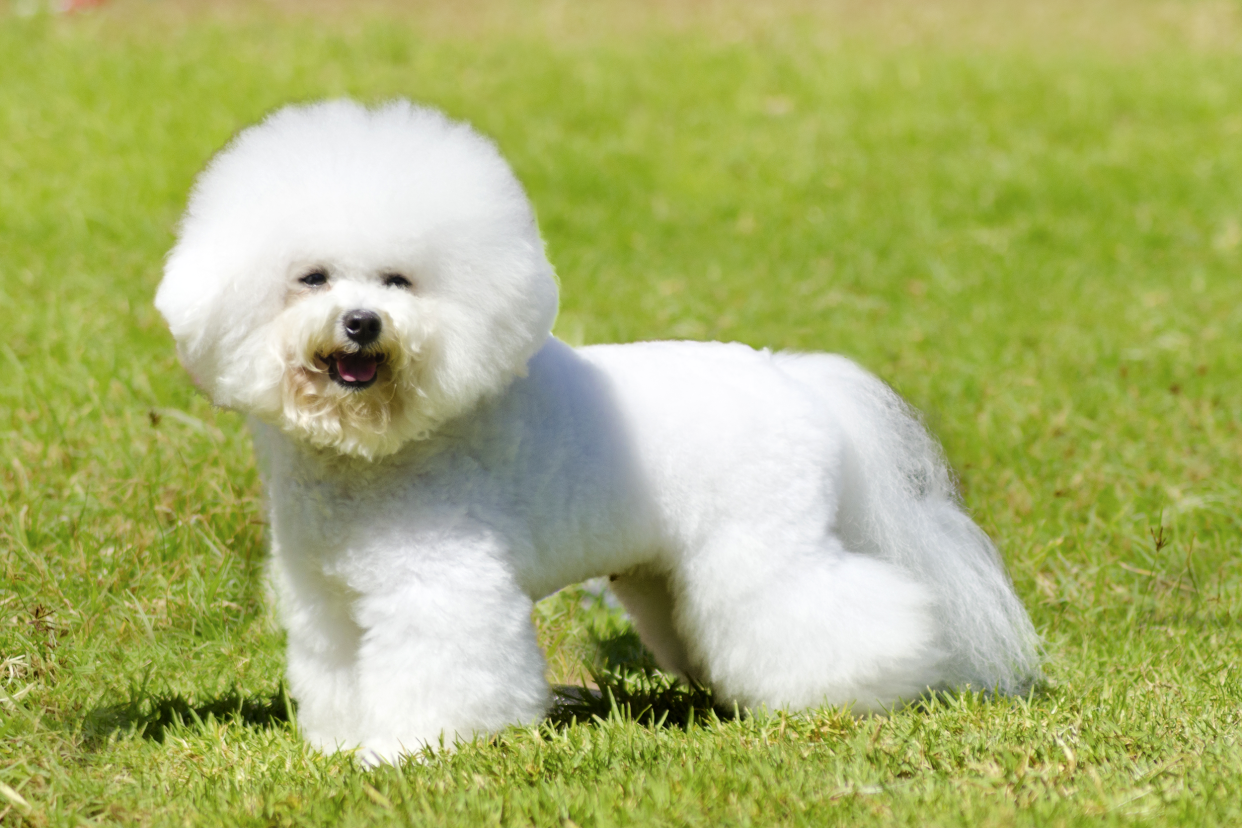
[[263, 436, 504, 573]]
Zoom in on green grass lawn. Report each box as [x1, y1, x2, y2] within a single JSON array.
[[2, 0, 1242, 824]]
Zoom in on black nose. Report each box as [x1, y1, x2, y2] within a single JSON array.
[[342, 309, 382, 345]]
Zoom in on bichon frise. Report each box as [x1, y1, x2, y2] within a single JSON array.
[[156, 99, 1039, 764]]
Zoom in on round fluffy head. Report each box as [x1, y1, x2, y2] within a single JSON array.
[[156, 100, 558, 459]]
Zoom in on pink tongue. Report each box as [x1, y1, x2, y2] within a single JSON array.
[[337, 353, 378, 383]]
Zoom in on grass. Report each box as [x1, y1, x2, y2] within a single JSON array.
[[2, 0, 1241, 824]]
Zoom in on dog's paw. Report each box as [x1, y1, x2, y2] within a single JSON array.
[[355, 738, 448, 767]]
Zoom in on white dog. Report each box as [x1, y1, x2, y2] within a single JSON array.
[[156, 99, 1039, 764]]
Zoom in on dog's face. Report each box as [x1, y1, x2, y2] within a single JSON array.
[[252, 251, 435, 459], [156, 100, 558, 459]]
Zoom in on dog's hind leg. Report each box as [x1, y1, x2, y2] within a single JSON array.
[[608, 567, 696, 680], [671, 534, 947, 713]]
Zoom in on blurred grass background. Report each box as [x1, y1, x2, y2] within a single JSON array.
[[1, 0, 1241, 825]]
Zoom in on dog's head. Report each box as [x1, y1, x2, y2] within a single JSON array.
[[156, 100, 558, 459]]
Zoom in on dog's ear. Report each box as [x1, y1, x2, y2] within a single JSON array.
[[418, 238, 558, 416], [156, 229, 286, 408], [155, 242, 226, 403]]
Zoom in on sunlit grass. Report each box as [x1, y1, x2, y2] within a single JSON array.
[[2, 1, 1241, 825]]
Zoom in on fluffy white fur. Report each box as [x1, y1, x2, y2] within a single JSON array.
[[156, 99, 1040, 764]]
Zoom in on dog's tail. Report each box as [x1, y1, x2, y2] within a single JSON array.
[[774, 352, 1041, 696]]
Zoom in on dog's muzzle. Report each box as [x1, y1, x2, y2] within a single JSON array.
[[318, 309, 387, 389]]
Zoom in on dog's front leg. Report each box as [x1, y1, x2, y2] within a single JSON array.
[[345, 548, 550, 765]]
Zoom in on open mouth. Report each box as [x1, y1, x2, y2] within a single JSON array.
[[322, 351, 386, 390]]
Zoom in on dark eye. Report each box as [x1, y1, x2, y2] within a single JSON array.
[[300, 271, 328, 287], [383, 273, 412, 289]]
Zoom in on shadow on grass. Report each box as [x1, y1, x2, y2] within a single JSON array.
[[551, 629, 1053, 731], [547, 629, 738, 730], [84, 629, 1037, 748], [85, 685, 293, 745]]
